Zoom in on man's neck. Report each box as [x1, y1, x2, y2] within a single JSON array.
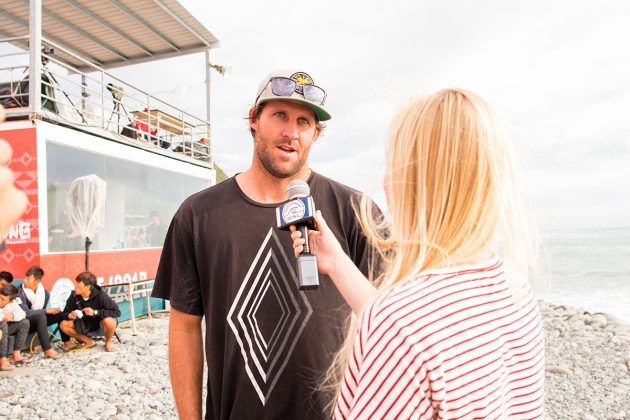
[[236, 166, 311, 204]]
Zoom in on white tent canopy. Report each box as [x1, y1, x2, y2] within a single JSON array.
[[0, 0, 220, 72]]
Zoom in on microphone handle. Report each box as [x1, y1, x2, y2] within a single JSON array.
[[299, 224, 310, 254], [296, 221, 319, 290]]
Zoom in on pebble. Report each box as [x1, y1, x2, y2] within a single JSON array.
[[0, 316, 180, 419], [546, 365, 573, 375], [98, 353, 117, 365], [541, 301, 630, 419], [2, 305, 629, 419]]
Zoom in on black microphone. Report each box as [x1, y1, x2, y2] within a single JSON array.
[[276, 179, 319, 290]]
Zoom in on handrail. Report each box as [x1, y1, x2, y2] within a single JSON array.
[[0, 35, 29, 43], [0, 36, 213, 165], [102, 278, 156, 336], [43, 36, 207, 126]]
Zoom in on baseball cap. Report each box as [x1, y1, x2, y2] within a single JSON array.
[[254, 70, 332, 121]]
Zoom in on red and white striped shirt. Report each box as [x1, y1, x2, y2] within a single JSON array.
[[335, 256, 545, 420]]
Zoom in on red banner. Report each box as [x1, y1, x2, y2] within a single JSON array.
[[0, 126, 40, 277], [40, 248, 162, 290]]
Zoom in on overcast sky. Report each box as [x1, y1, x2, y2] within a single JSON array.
[[110, 0, 629, 230]]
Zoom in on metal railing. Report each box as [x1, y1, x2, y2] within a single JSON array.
[[0, 36, 212, 165]]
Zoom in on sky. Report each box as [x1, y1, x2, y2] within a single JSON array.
[[100, 0, 630, 230]]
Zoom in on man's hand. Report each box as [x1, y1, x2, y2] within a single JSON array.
[[169, 308, 204, 420], [0, 106, 28, 241], [46, 307, 61, 315], [67, 310, 77, 320], [83, 307, 95, 317], [1, 313, 14, 322]]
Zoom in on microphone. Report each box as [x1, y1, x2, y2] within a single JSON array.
[[276, 179, 319, 290]]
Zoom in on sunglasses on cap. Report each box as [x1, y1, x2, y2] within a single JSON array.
[[255, 77, 327, 106]]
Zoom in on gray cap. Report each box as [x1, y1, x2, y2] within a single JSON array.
[[254, 70, 331, 121]]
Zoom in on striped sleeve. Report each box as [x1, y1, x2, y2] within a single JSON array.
[[334, 294, 437, 420]]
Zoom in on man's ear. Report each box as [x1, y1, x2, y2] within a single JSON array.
[[249, 107, 257, 131], [312, 126, 322, 144]]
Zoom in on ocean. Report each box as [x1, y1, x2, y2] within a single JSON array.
[[535, 227, 630, 325]]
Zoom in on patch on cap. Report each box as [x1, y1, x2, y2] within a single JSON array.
[[291, 72, 314, 95]]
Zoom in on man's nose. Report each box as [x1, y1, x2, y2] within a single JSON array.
[[281, 120, 299, 140]]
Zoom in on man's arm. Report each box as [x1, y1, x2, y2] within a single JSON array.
[[15, 288, 29, 312], [60, 293, 77, 319], [96, 291, 121, 318], [169, 307, 204, 420], [12, 302, 26, 321]]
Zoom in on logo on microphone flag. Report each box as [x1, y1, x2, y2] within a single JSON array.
[[276, 196, 315, 230], [281, 199, 305, 223]]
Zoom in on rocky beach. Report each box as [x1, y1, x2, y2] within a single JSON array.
[[1, 303, 629, 419]]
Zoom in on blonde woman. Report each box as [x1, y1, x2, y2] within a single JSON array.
[[291, 89, 544, 419]]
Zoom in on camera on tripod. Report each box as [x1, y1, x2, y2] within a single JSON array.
[[106, 83, 124, 102], [105, 83, 130, 133]]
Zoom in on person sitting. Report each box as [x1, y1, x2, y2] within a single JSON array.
[[1, 267, 62, 359], [0, 284, 32, 370], [59, 272, 121, 352], [0, 271, 12, 288]]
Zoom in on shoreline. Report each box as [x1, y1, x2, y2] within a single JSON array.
[[1, 302, 629, 418]]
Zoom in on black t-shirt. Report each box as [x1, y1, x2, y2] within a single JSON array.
[[153, 172, 375, 420]]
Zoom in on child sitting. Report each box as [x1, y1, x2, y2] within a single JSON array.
[[0, 283, 32, 370]]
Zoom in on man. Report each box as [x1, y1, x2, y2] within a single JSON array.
[[2, 267, 61, 359], [146, 210, 166, 246], [59, 271, 121, 352], [153, 70, 378, 419], [0, 283, 31, 370]]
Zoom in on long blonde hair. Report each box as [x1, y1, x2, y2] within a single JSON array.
[[364, 88, 536, 290], [324, 88, 538, 412]]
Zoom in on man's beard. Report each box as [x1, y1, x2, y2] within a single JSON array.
[[256, 146, 306, 179]]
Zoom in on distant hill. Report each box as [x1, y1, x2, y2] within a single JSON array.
[[215, 163, 230, 183]]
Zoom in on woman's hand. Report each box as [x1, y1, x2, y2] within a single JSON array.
[[291, 211, 378, 313], [290, 210, 344, 277]]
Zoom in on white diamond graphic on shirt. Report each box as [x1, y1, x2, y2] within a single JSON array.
[[227, 228, 313, 405]]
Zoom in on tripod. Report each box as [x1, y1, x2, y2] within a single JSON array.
[[105, 84, 131, 133], [41, 64, 88, 124]]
